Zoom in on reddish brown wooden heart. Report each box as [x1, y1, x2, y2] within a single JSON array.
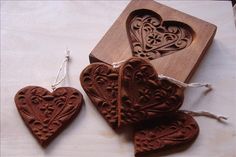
[[127, 9, 193, 60], [134, 111, 199, 156], [15, 86, 83, 147], [118, 57, 184, 127], [80, 63, 119, 129]]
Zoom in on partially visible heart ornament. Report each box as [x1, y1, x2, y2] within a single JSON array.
[[118, 57, 184, 127], [15, 86, 83, 147], [80, 57, 205, 156], [80, 63, 119, 129], [127, 9, 193, 60], [134, 111, 199, 156]]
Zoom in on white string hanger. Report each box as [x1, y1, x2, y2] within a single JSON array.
[[112, 59, 211, 89], [158, 74, 212, 89], [181, 110, 228, 122], [112, 59, 227, 122], [112, 60, 126, 68], [51, 49, 70, 91]]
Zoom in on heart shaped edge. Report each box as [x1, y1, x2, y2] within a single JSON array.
[[14, 86, 83, 147], [80, 63, 119, 129], [134, 111, 199, 157], [126, 9, 194, 60], [117, 57, 184, 127]]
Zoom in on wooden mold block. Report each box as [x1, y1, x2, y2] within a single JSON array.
[[89, 0, 217, 82]]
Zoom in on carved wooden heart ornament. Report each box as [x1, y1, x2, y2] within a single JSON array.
[[15, 86, 83, 147], [134, 111, 199, 156], [127, 9, 193, 60], [81, 57, 184, 128], [80, 63, 119, 128], [80, 58, 199, 155], [118, 57, 184, 127]]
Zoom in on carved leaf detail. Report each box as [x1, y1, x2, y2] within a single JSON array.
[[134, 111, 199, 156], [127, 9, 193, 60], [118, 58, 184, 127], [15, 86, 83, 147], [80, 63, 119, 129]]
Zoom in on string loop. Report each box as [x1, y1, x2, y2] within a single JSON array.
[[51, 49, 70, 90]]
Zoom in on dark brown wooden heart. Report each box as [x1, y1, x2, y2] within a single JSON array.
[[15, 86, 83, 147], [127, 9, 193, 60], [80, 63, 119, 129], [118, 57, 184, 127], [134, 111, 199, 157]]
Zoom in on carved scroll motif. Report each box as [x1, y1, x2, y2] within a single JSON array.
[[15, 86, 83, 147], [80, 63, 119, 128], [118, 58, 184, 127], [134, 111, 199, 156], [127, 9, 194, 60]]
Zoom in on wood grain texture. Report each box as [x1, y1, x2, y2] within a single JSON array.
[[89, 0, 217, 82]]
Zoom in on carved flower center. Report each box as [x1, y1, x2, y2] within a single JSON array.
[[146, 32, 162, 45]]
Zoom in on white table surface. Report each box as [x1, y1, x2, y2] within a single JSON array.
[[1, 1, 236, 157]]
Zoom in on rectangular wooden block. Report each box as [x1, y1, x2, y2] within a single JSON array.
[[89, 0, 217, 82]]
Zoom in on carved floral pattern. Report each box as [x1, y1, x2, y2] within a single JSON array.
[[80, 63, 119, 128], [134, 111, 199, 155], [127, 9, 193, 60], [79, 58, 199, 155], [118, 58, 184, 127], [15, 86, 83, 147]]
